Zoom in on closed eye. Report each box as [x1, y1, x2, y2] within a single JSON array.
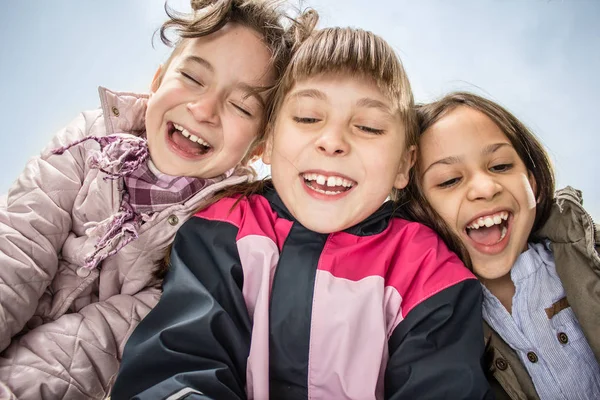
[[490, 163, 513, 173], [438, 177, 461, 188], [181, 72, 203, 86], [357, 125, 384, 135], [231, 102, 252, 117], [293, 116, 320, 124]]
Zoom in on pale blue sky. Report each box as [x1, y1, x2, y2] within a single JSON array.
[[1, 0, 598, 218]]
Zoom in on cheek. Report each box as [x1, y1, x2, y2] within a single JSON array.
[[225, 119, 260, 150], [424, 190, 457, 227], [519, 174, 537, 210]]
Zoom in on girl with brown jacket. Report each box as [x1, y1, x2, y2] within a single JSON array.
[[405, 92, 600, 399]]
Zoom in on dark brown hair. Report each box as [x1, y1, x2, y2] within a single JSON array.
[[402, 91, 556, 268]]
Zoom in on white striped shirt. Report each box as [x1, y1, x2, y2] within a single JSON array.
[[482, 241, 600, 400]]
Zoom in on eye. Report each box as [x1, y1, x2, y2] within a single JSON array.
[[293, 116, 321, 124], [437, 177, 461, 188], [356, 125, 384, 135], [231, 102, 252, 117], [490, 163, 513, 172], [181, 72, 203, 86]]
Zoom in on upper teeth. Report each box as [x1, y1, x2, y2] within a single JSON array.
[[302, 173, 354, 188], [173, 123, 210, 147], [467, 211, 509, 230]]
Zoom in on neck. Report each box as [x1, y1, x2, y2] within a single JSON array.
[[483, 273, 515, 314]]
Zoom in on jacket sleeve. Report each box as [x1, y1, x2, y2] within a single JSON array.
[[384, 279, 493, 399], [0, 112, 98, 352], [0, 288, 159, 399], [111, 218, 252, 400]]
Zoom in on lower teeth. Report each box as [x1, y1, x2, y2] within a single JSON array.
[[306, 181, 344, 195]]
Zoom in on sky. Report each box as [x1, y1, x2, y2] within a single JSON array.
[[1, 0, 598, 219]]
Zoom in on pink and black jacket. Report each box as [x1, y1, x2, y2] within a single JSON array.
[[112, 185, 493, 400]]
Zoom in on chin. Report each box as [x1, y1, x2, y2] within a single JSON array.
[[299, 218, 350, 234]]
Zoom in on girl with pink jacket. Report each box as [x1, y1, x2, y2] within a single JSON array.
[[0, 1, 315, 398]]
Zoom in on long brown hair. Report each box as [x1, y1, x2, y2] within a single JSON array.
[[402, 92, 556, 268]]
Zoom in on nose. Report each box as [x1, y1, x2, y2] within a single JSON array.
[[466, 172, 502, 202], [186, 94, 220, 125], [314, 125, 350, 156]]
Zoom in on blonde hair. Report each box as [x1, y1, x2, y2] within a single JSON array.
[[267, 27, 417, 201]]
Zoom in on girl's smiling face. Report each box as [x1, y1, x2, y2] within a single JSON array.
[[263, 73, 413, 234], [145, 23, 275, 178], [418, 106, 537, 282]]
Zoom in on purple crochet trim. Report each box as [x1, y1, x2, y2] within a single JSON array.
[[52, 135, 149, 180]]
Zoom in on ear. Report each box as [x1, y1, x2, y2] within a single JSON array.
[[261, 127, 275, 165], [393, 145, 416, 190], [150, 64, 164, 94]]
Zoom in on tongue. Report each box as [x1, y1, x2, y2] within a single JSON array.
[[468, 225, 502, 246], [172, 131, 206, 155]]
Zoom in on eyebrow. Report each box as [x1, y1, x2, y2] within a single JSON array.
[[287, 90, 393, 114], [183, 55, 214, 72], [356, 97, 393, 114], [288, 88, 327, 102], [421, 142, 512, 176]]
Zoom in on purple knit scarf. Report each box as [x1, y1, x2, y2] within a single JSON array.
[[52, 134, 219, 269]]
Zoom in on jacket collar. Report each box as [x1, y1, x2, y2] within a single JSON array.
[[262, 181, 405, 236], [97, 86, 149, 136], [534, 186, 598, 247]]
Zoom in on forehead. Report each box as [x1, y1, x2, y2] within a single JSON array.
[[286, 73, 395, 109], [170, 23, 274, 84], [420, 106, 509, 159]]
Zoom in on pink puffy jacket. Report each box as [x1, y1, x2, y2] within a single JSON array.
[[0, 87, 249, 399]]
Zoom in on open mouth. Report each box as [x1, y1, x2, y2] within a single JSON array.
[[301, 172, 356, 195], [168, 122, 212, 156], [465, 211, 511, 247]]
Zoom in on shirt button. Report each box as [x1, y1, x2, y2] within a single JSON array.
[[76, 266, 91, 278], [168, 215, 179, 226], [527, 351, 538, 363], [557, 332, 569, 344], [495, 358, 508, 371], [111, 106, 120, 117]]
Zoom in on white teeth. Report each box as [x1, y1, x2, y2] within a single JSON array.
[[172, 123, 211, 148], [303, 173, 354, 188], [467, 211, 510, 230]]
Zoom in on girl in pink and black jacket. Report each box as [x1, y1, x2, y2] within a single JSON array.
[[112, 26, 492, 400]]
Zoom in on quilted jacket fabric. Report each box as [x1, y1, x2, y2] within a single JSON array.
[[0, 87, 248, 399]]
